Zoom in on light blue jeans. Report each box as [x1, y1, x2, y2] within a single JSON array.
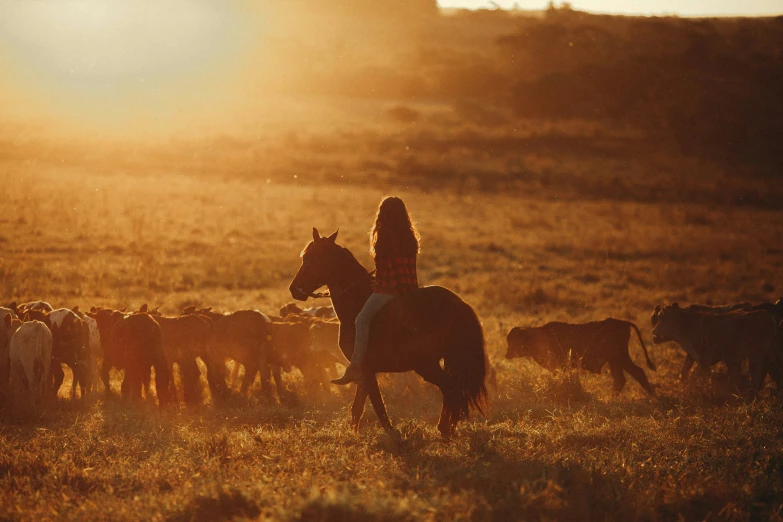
[[351, 293, 397, 365]]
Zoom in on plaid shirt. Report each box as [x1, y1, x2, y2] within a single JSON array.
[[374, 255, 418, 295]]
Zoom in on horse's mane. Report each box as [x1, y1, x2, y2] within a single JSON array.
[[301, 239, 373, 281]]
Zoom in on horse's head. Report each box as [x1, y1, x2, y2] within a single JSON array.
[[289, 228, 340, 301]]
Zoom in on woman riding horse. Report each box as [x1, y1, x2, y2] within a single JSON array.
[[332, 196, 420, 385], [288, 199, 488, 438]]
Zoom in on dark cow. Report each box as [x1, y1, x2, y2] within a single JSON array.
[[652, 300, 783, 381], [153, 313, 213, 404], [89, 308, 170, 405], [651, 304, 782, 394], [506, 318, 656, 395]]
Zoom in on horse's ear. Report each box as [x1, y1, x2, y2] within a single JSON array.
[[312, 227, 321, 241], [327, 230, 338, 242], [654, 305, 661, 313], [23, 313, 30, 322], [72, 305, 79, 313], [672, 302, 679, 308]]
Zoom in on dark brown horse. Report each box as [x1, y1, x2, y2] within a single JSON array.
[[289, 228, 488, 438]]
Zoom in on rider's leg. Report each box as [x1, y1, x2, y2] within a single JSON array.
[[331, 293, 396, 385]]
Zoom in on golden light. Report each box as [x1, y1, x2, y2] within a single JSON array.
[[0, 0, 257, 136]]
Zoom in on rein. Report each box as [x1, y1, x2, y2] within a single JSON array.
[[303, 269, 376, 300]]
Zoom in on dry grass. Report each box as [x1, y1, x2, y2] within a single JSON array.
[[1, 165, 783, 520]]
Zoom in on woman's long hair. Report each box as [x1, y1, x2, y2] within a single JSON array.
[[370, 196, 420, 258]]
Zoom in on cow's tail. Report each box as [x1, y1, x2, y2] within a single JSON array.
[[629, 322, 656, 371]]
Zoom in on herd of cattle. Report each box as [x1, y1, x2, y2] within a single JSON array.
[[1, 296, 782, 410], [0, 300, 344, 409], [506, 298, 783, 397]]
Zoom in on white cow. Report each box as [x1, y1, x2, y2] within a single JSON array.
[[8, 318, 53, 405], [19, 301, 54, 313]]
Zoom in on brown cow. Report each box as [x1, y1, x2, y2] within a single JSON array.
[[506, 318, 656, 395], [90, 308, 170, 405], [153, 314, 213, 404], [184, 309, 280, 401], [268, 320, 346, 396]]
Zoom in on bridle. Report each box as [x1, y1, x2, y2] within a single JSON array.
[[299, 269, 376, 300]]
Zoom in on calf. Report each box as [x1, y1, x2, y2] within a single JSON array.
[[153, 313, 213, 404], [48, 308, 91, 398], [506, 318, 656, 395], [269, 320, 343, 396], [73, 308, 102, 394], [6, 315, 52, 406], [90, 308, 170, 405], [111, 313, 170, 404]]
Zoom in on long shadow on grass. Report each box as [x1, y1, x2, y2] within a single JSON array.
[[372, 428, 639, 520]]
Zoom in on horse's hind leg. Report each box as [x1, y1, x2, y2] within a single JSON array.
[[415, 363, 454, 438], [364, 374, 393, 432], [351, 384, 369, 432]]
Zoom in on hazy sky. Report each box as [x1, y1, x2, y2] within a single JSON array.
[[439, 0, 783, 16]]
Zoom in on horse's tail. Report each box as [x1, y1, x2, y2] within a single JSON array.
[[443, 304, 488, 420]]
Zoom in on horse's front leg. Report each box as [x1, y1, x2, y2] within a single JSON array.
[[351, 383, 369, 432], [364, 374, 393, 432]]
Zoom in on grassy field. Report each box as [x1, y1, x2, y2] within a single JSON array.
[[1, 165, 782, 520]]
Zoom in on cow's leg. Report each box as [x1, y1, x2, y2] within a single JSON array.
[[27, 359, 42, 405], [204, 358, 228, 402], [0, 358, 9, 405], [609, 360, 627, 395], [180, 358, 202, 405], [155, 360, 171, 406], [120, 370, 129, 399], [270, 364, 285, 399], [679, 356, 696, 382], [363, 374, 393, 432], [242, 361, 260, 396], [71, 369, 79, 399], [748, 356, 768, 398], [317, 365, 331, 393], [621, 358, 655, 396], [351, 383, 369, 431], [39, 360, 51, 405], [767, 356, 783, 391], [50, 363, 64, 399], [725, 359, 743, 392], [101, 360, 112, 396]]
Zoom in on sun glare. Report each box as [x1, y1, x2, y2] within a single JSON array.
[[0, 0, 254, 135]]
